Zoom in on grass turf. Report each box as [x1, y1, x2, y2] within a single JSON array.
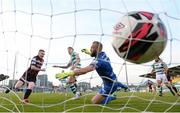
[[0, 92, 179, 112]]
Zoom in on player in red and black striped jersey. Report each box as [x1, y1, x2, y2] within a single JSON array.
[[146, 80, 154, 92], [5, 49, 46, 103]]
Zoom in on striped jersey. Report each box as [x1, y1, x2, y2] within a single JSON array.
[[26, 55, 44, 76], [70, 51, 81, 68], [152, 61, 167, 75]]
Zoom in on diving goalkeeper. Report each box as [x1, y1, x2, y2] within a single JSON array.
[[56, 41, 128, 104]]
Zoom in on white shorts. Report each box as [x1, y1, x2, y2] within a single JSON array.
[[67, 67, 81, 82], [156, 74, 168, 83]]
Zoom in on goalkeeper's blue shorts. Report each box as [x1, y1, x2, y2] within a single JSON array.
[[99, 81, 127, 97]]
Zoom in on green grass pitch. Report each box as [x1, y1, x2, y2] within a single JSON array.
[[0, 92, 179, 112]]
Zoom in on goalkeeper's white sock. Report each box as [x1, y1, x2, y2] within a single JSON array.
[[69, 83, 77, 95]]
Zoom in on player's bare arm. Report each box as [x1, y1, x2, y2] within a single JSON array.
[[31, 65, 45, 71], [151, 69, 155, 75], [53, 62, 71, 69], [164, 67, 168, 75], [73, 65, 94, 76]]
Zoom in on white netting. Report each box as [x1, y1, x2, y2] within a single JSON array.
[[0, 0, 180, 112]]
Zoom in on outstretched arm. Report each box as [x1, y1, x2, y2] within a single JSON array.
[[74, 65, 95, 76], [53, 62, 71, 69], [55, 65, 95, 80], [31, 65, 45, 71], [151, 64, 155, 75], [151, 69, 154, 75]]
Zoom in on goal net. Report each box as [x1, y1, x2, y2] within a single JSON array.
[[0, 0, 180, 112]]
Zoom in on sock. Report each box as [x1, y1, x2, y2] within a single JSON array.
[[157, 86, 162, 95], [69, 83, 77, 95], [101, 95, 116, 105], [5, 87, 18, 93], [24, 89, 32, 99]]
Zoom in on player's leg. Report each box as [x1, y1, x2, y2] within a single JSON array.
[[94, 85, 117, 105], [149, 85, 153, 92], [153, 84, 156, 92], [163, 74, 179, 96], [22, 81, 35, 103], [166, 75, 176, 96], [68, 76, 77, 95], [171, 84, 179, 96], [91, 93, 116, 105], [91, 93, 105, 104], [156, 80, 163, 96], [165, 82, 176, 96], [156, 75, 163, 96], [169, 80, 179, 96], [116, 81, 128, 91], [68, 76, 81, 99], [100, 95, 117, 105], [5, 78, 24, 93], [15, 79, 25, 89], [164, 80, 179, 96]]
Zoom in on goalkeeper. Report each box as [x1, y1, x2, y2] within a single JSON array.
[[53, 47, 81, 99], [56, 41, 128, 104]]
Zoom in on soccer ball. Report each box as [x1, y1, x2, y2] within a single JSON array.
[[112, 11, 167, 64]]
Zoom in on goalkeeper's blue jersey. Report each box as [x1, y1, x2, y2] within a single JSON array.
[[90, 52, 117, 85]]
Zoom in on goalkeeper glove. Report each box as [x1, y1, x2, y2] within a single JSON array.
[[55, 71, 75, 80], [81, 48, 91, 55]]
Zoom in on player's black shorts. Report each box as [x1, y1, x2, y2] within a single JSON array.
[[20, 72, 37, 83]]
